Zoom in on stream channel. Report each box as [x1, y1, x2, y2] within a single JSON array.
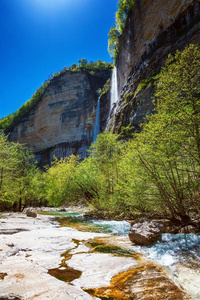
[[0, 210, 199, 300], [42, 210, 200, 300]]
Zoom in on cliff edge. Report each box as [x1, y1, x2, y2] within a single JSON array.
[[108, 0, 200, 133], [9, 69, 111, 165]]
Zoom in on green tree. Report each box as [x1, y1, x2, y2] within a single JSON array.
[[116, 0, 134, 33], [108, 0, 134, 60], [45, 155, 79, 207], [0, 133, 41, 211], [88, 131, 125, 212], [108, 27, 120, 60], [78, 58, 88, 67], [154, 44, 200, 163], [129, 45, 200, 221]]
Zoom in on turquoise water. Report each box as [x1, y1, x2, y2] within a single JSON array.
[[91, 219, 131, 236], [40, 210, 200, 267], [40, 211, 131, 235]]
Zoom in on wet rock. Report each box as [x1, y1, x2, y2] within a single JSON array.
[[180, 225, 197, 233], [129, 221, 163, 245], [153, 219, 180, 234], [0, 295, 22, 300], [58, 208, 66, 212], [26, 210, 37, 218]]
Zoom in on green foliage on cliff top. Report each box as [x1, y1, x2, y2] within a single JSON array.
[[0, 60, 112, 133], [108, 0, 134, 60], [0, 81, 49, 133], [116, 0, 134, 33]]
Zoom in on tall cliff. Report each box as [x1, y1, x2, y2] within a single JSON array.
[[9, 69, 111, 165], [8, 0, 200, 161], [108, 0, 200, 133]]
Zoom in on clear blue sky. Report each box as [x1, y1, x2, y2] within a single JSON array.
[[0, 0, 118, 119]]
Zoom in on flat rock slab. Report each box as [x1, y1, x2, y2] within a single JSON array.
[[0, 213, 137, 300], [0, 213, 191, 300], [0, 213, 104, 299]]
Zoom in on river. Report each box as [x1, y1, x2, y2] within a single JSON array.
[[0, 210, 199, 300]]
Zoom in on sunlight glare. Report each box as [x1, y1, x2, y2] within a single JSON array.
[[31, 0, 74, 15]]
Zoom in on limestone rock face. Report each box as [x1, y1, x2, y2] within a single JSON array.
[[129, 221, 164, 245], [109, 0, 200, 132], [9, 69, 111, 165]]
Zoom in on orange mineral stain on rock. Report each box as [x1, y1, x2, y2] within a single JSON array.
[[0, 272, 7, 280], [84, 262, 190, 300]]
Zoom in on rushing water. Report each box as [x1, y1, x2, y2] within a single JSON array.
[[136, 233, 200, 268], [45, 211, 200, 266], [42, 211, 200, 263], [93, 96, 100, 142], [63, 212, 200, 268], [41, 210, 200, 299]]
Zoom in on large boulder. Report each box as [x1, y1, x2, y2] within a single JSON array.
[[129, 220, 164, 246], [26, 210, 37, 218]]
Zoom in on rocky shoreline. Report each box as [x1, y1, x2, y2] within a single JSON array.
[[1, 211, 198, 300], [83, 209, 200, 246]]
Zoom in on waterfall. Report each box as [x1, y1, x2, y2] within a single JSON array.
[[110, 65, 119, 114], [106, 66, 119, 130], [93, 96, 100, 142]]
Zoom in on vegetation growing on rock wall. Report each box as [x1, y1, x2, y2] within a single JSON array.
[[108, 0, 134, 60], [98, 78, 111, 97], [108, 27, 120, 61], [134, 73, 161, 97], [0, 60, 112, 133]]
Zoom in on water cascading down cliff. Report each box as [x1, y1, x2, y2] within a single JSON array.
[[93, 96, 101, 142], [106, 66, 119, 130], [107, 0, 200, 134]]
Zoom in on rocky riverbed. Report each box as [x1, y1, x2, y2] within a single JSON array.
[[0, 212, 199, 299]]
